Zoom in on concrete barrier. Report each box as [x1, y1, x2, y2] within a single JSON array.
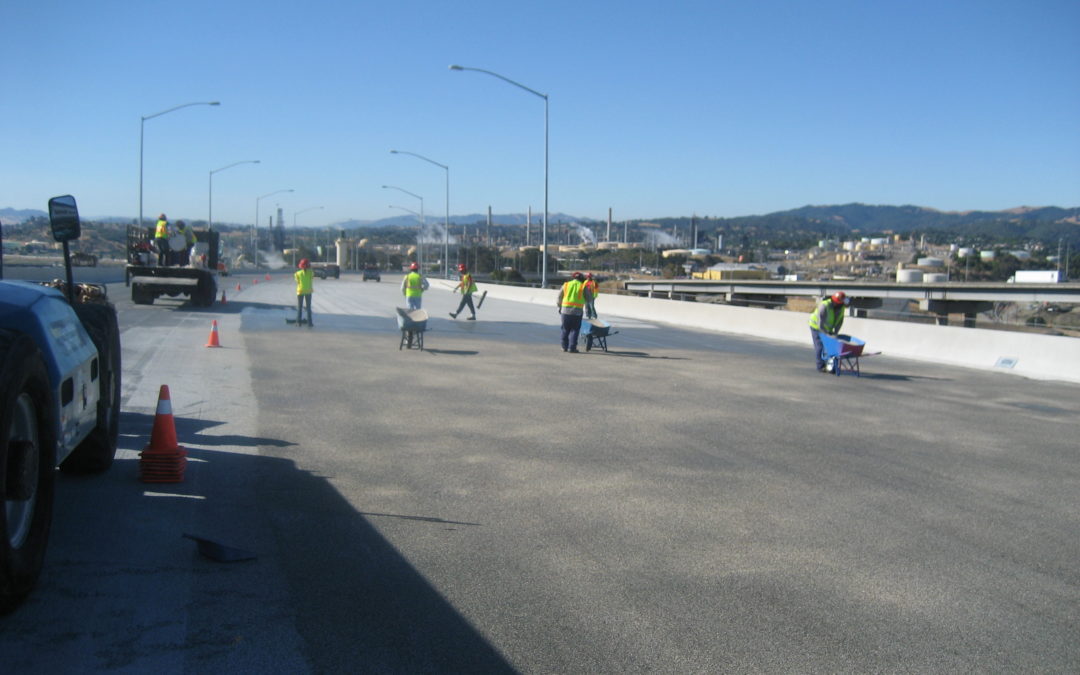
[[437, 280, 1080, 385]]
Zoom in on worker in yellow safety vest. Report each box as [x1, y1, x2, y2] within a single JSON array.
[[295, 258, 315, 327], [583, 272, 599, 319], [556, 271, 593, 353], [400, 261, 429, 310], [449, 263, 478, 320], [809, 291, 848, 371], [154, 213, 170, 266]]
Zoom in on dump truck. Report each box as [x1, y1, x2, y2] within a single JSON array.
[[0, 195, 121, 612], [125, 224, 220, 306]]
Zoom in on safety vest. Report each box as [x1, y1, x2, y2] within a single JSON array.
[[561, 279, 586, 309], [809, 298, 843, 332], [181, 226, 196, 246], [460, 273, 477, 294], [404, 271, 424, 297], [584, 279, 598, 296], [295, 269, 313, 295], [154, 219, 169, 239]]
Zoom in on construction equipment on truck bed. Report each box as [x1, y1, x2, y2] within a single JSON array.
[[125, 224, 220, 307]]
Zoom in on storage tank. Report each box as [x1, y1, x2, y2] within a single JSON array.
[[917, 257, 944, 267], [980, 250, 996, 261], [842, 241, 857, 252], [870, 238, 888, 246], [897, 269, 924, 283], [923, 273, 948, 283], [958, 247, 975, 258]]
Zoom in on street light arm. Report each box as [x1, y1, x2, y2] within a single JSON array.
[[211, 159, 260, 175], [381, 184, 423, 202], [390, 149, 447, 170], [143, 100, 221, 121], [258, 188, 294, 201], [449, 65, 547, 100]]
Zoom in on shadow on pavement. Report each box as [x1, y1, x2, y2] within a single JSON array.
[[121, 411, 298, 448], [53, 414, 517, 672]]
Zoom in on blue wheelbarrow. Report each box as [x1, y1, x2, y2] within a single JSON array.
[[583, 318, 618, 352], [818, 333, 866, 376], [396, 307, 428, 350]]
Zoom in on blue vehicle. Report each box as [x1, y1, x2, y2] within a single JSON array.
[[0, 196, 121, 612]]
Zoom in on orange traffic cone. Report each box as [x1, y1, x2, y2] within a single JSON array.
[[253, 278, 258, 285], [139, 385, 187, 483], [235, 282, 242, 292], [220, 289, 227, 304], [205, 320, 222, 348], [264, 273, 271, 281]]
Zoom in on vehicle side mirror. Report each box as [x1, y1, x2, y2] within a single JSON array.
[[48, 195, 81, 242]]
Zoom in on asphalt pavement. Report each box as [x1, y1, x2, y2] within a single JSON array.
[[2, 270, 1078, 673]]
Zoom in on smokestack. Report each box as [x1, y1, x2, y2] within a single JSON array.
[[607, 208, 612, 242], [487, 206, 492, 245], [527, 206, 532, 247]]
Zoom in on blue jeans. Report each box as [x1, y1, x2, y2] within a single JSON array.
[[297, 294, 313, 325], [406, 295, 422, 310], [810, 328, 825, 370], [561, 313, 583, 351]]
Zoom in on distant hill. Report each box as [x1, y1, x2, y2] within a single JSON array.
[[0, 207, 47, 225], [643, 203, 1080, 247]]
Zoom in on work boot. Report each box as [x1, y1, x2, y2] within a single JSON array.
[[449, 312, 457, 319], [467, 315, 475, 320]]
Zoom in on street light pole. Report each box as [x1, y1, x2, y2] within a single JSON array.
[[450, 64, 548, 287], [139, 101, 220, 229], [391, 150, 450, 278], [254, 189, 294, 269], [382, 185, 424, 268], [209, 160, 259, 231]]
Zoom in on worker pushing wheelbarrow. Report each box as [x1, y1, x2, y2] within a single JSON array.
[[818, 332, 866, 376], [396, 307, 428, 350]]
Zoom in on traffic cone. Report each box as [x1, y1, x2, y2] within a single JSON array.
[[220, 289, 227, 304], [253, 278, 258, 285], [205, 320, 222, 348], [264, 273, 271, 281], [139, 385, 187, 483], [235, 282, 242, 292]]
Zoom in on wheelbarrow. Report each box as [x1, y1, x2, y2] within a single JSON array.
[[396, 307, 428, 350], [582, 318, 618, 352], [818, 332, 866, 376]]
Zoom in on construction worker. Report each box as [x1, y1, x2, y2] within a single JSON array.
[[153, 213, 170, 266], [449, 263, 478, 320], [809, 291, 848, 371], [174, 221, 194, 266], [556, 271, 593, 353], [295, 258, 315, 327], [401, 261, 429, 310], [583, 272, 599, 319]]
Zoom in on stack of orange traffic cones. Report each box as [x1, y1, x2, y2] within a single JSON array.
[[205, 320, 222, 348], [139, 385, 187, 483]]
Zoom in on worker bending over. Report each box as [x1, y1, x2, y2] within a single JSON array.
[[808, 291, 848, 372], [556, 271, 593, 353]]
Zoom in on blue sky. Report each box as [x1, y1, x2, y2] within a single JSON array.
[[2, 0, 1078, 228]]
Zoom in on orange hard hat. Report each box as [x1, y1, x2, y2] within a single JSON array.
[[458, 263, 467, 271], [409, 262, 419, 271], [586, 272, 593, 279], [299, 258, 310, 269], [831, 291, 847, 304]]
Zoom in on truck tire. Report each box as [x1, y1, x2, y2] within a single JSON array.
[[194, 273, 216, 307], [0, 331, 57, 614], [132, 283, 154, 305], [60, 304, 121, 474]]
